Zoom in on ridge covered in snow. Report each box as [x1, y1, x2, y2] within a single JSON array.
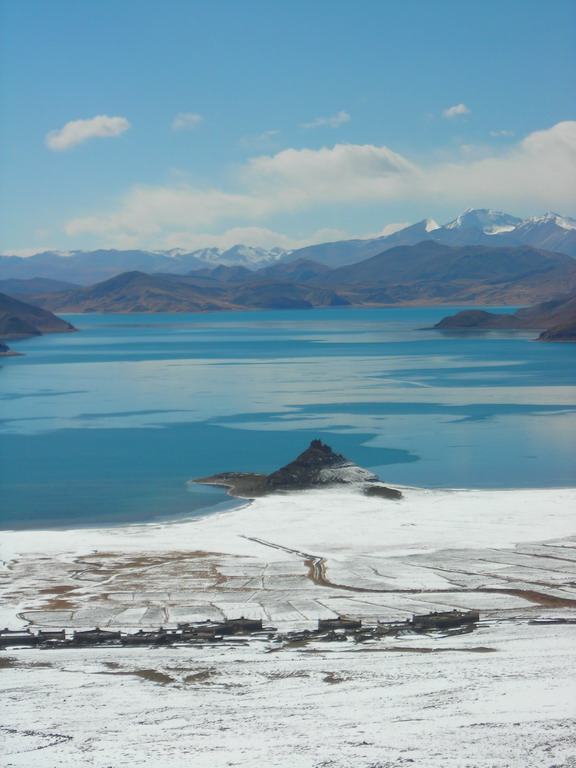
[[515, 211, 576, 232], [443, 207, 523, 234]]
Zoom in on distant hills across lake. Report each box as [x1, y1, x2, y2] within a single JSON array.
[[1, 208, 576, 343], [8, 240, 576, 315]]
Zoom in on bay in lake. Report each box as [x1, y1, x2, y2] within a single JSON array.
[[1, 306, 575, 529]]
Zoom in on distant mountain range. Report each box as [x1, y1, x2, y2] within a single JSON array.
[[25, 241, 576, 314], [284, 210, 576, 267], [0, 245, 289, 286], [1, 209, 575, 287]]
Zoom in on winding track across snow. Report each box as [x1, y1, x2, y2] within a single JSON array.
[[241, 535, 576, 608]]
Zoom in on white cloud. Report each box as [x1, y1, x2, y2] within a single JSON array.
[[442, 103, 471, 119], [243, 143, 419, 202], [300, 111, 351, 130], [45, 115, 131, 151], [159, 226, 352, 252], [435, 120, 576, 206], [1, 247, 57, 257], [171, 113, 203, 130], [490, 129, 515, 137], [239, 130, 280, 151], [63, 122, 576, 249], [65, 184, 267, 237], [377, 222, 412, 237]]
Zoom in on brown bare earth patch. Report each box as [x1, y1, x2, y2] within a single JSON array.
[[0, 658, 54, 669], [486, 588, 576, 608], [132, 669, 176, 684], [70, 551, 231, 589], [76, 550, 223, 566], [183, 670, 215, 684], [38, 586, 76, 595], [41, 598, 76, 610], [95, 669, 176, 685]]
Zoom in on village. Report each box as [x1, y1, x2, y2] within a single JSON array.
[[0, 610, 483, 649]]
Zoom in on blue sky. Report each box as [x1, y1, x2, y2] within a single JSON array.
[[1, 0, 575, 254]]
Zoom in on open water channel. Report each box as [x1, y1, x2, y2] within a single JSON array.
[[1, 306, 575, 529]]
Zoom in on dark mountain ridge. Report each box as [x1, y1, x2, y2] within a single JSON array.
[[0, 277, 81, 295], [316, 241, 575, 286], [28, 270, 349, 313], [0, 292, 77, 340]]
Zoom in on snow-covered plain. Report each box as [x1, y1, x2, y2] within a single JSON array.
[[2, 486, 576, 767]]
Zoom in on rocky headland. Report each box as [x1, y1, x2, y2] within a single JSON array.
[[430, 292, 576, 341], [194, 439, 403, 500], [0, 342, 22, 356], [0, 291, 77, 340]]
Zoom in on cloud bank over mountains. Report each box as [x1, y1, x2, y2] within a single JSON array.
[[61, 121, 576, 250]]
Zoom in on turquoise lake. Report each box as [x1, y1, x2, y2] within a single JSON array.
[[1, 306, 575, 529]]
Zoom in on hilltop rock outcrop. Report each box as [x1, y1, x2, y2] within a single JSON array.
[[194, 439, 402, 500]]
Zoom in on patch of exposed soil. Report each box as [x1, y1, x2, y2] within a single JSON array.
[[95, 668, 176, 685]]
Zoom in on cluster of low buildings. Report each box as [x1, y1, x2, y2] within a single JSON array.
[[0, 617, 267, 648], [0, 610, 481, 649]]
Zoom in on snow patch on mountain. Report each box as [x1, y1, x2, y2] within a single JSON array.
[[444, 208, 523, 234], [316, 464, 379, 484], [517, 212, 576, 233]]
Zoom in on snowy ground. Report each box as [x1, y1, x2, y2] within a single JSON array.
[[2, 486, 576, 767]]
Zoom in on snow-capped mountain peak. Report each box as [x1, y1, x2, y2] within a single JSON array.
[[219, 244, 288, 266], [519, 212, 576, 232], [444, 208, 523, 234]]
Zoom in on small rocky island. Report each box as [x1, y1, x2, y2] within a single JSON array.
[[194, 439, 402, 500]]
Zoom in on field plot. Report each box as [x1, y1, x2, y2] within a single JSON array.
[[1, 486, 576, 767]]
